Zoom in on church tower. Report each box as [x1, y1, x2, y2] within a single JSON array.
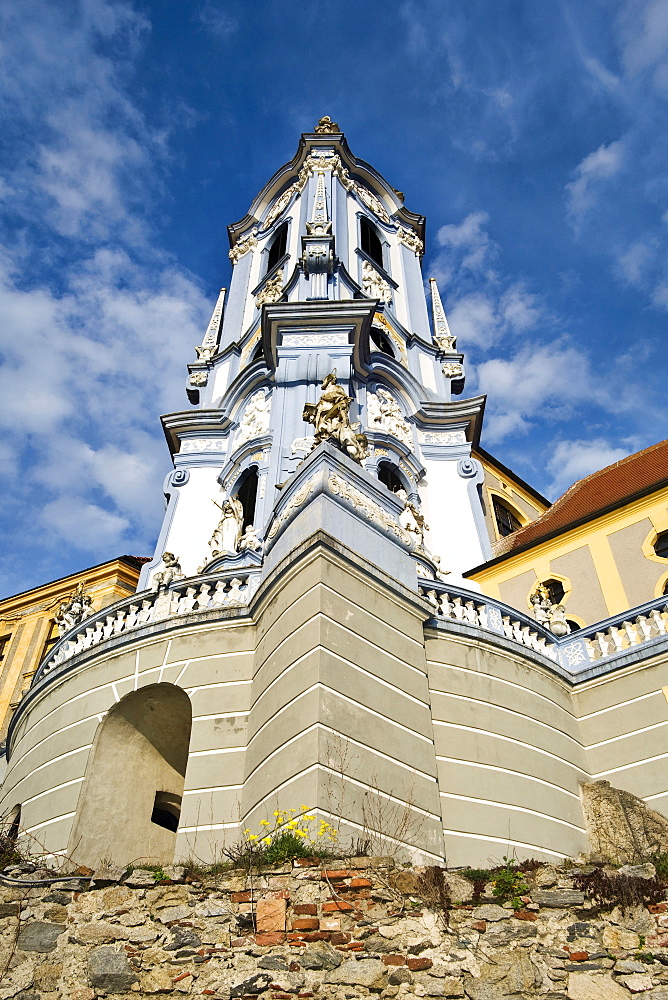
[[139, 116, 490, 596], [15, 120, 667, 872]]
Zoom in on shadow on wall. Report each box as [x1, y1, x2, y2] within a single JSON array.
[[68, 684, 192, 868]]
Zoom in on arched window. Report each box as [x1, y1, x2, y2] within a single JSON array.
[[251, 341, 264, 363], [370, 328, 394, 357], [378, 461, 404, 494], [360, 216, 383, 268], [542, 579, 565, 606], [237, 466, 259, 528], [492, 497, 522, 537], [267, 222, 288, 273], [654, 532, 668, 559]]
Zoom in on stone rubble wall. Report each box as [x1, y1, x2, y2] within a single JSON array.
[[1, 858, 668, 999]]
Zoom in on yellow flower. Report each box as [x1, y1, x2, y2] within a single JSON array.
[[287, 820, 297, 829], [248, 834, 258, 841], [295, 829, 306, 837], [259, 820, 270, 826], [244, 829, 252, 835], [262, 837, 271, 845], [273, 810, 282, 817], [305, 815, 315, 821], [300, 804, 308, 810]]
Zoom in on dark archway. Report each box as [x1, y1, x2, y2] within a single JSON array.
[[68, 684, 192, 867], [378, 461, 404, 494], [237, 466, 259, 529]]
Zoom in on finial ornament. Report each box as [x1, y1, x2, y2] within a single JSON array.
[[55, 582, 93, 636], [429, 278, 457, 352], [314, 115, 340, 134], [302, 371, 368, 464]]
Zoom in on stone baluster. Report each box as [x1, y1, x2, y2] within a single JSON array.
[[137, 598, 154, 625], [452, 597, 465, 621], [464, 601, 478, 625], [593, 631, 609, 658], [211, 580, 229, 607], [102, 616, 115, 640], [112, 610, 126, 635], [197, 583, 212, 609], [227, 578, 245, 605], [502, 616, 513, 639], [622, 620, 639, 645], [423, 589, 439, 610], [439, 593, 454, 618], [82, 625, 97, 649], [609, 627, 625, 654], [178, 586, 198, 614], [125, 604, 140, 630], [649, 608, 667, 635], [637, 615, 653, 642]]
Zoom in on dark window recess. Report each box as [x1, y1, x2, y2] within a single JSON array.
[[360, 216, 383, 268], [252, 342, 264, 362], [237, 467, 259, 528], [267, 223, 288, 273], [378, 462, 404, 494], [543, 579, 566, 606], [663, 578, 668, 596], [492, 498, 522, 537], [370, 329, 394, 356], [40, 622, 59, 662], [655, 532, 668, 559], [151, 792, 181, 833], [0, 635, 10, 666], [566, 620, 580, 634]]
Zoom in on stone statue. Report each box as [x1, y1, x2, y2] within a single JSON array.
[[314, 115, 340, 134], [55, 583, 93, 636], [239, 525, 262, 552], [548, 604, 571, 637], [302, 372, 368, 464], [151, 553, 185, 592], [397, 490, 428, 549], [530, 587, 552, 628], [236, 390, 271, 446], [210, 495, 244, 556], [256, 269, 284, 307], [367, 388, 412, 447]]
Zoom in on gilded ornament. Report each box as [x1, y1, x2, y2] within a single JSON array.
[[442, 362, 464, 378], [302, 371, 368, 464], [397, 226, 424, 255], [256, 269, 284, 308], [314, 115, 341, 134], [229, 229, 258, 264]]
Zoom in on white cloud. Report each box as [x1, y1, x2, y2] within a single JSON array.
[[436, 211, 495, 277], [617, 0, 668, 89], [566, 140, 625, 224], [41, 495, 131, 551], [546, 438, 632, 497]]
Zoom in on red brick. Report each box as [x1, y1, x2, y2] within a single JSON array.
[[344, 942, 365, 951], [407, 957, 433, 972], [322, 900, 354, 912], [172, 973, 191, 983], [293, 904, 317, 915], [231, 891, 252, 903], [650, 903, 668, 913], [298, 931, 330, 942], [569, 952, 589, 962], [349, 878, 372, 888], [288, 940, 306, 947], [293, 857, 319, 867], [322, 870, 353, 879], [330, 932, 351, 944], [472, 920, 486, 932], [382, 955, 406, 966], [319, 918, 341, 931], [291, 918, 320, 931], [257, 897, 287, 933], [255, 932, 286, 946], [231, 935, 254, 948], [514, 910, 538, 921]]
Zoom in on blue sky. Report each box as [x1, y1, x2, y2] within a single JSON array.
[[1, 0, 667, 596]]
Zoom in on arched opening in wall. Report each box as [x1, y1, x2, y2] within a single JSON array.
[[68, 684, 192, 868], [370, 328, 394, 357], [492, 497, 522, 537], [377, 461, 404, 494], [542, 579, 565, 606], [566, 620, 581, 633], [237, 466, 259, 529], [360, 216, 383, 268], [266, 222, 288, 273], [251, 341, 264, 363], [655, 532, 668, 560]]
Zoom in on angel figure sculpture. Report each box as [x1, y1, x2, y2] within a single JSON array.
[[302, 371, 368, 464]]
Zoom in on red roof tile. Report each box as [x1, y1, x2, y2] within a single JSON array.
[[492, 439, 668, 559]]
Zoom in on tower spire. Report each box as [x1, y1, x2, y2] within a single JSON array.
[[306, 169, 332, 236], [301, 168, 334, 298], [429, 278, 456, 352]]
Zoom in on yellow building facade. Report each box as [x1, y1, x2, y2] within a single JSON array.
[[467, 440, 668, 628], [0, 557, 146, 743]]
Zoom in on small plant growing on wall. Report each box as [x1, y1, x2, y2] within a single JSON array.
[[224, 808, 338, 866], [491, 857, 529, 910]]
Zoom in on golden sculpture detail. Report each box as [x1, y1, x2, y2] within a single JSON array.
[[314, 116, 340, 134], [302, 372, 368, 464]]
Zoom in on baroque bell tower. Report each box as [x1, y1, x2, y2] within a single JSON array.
[[139, 117, 490, 595]]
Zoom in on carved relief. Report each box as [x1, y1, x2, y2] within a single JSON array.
[[235, 390, 271, 447], [367, 388, 412, 448], [256, 269, 284, 308], [229, 229, 258, 264], [189, 371, 208, 386], [283, 333, 348, 347], [302, 372, 368, 464], [442, 362, 464, 378], [362, 261, 392, 303], [263, 189, 295, 233], [328, 474, 411, 546], [180, 439, 226, 454], [397, 226, 424, 255], [353, 181, 391, 224], [267, 477, 316, 540], [422, 431, 466, 446]]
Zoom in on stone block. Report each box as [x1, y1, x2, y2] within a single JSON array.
[[382, 954, 406, 965], [16, 921, 63, 952], [602, 925, 641, 950], [254, 931, 286, 945], [533, 890, 586, 907], [256, 896, 286, 932], [618, 973, 654, 992], [325, 957, 387, 988], [472, 904, 510, 921], [87, 945, 138, 993], [567, 972, 628, 998], [300, 942, 343, 970], [408, 957, 433, 971]]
